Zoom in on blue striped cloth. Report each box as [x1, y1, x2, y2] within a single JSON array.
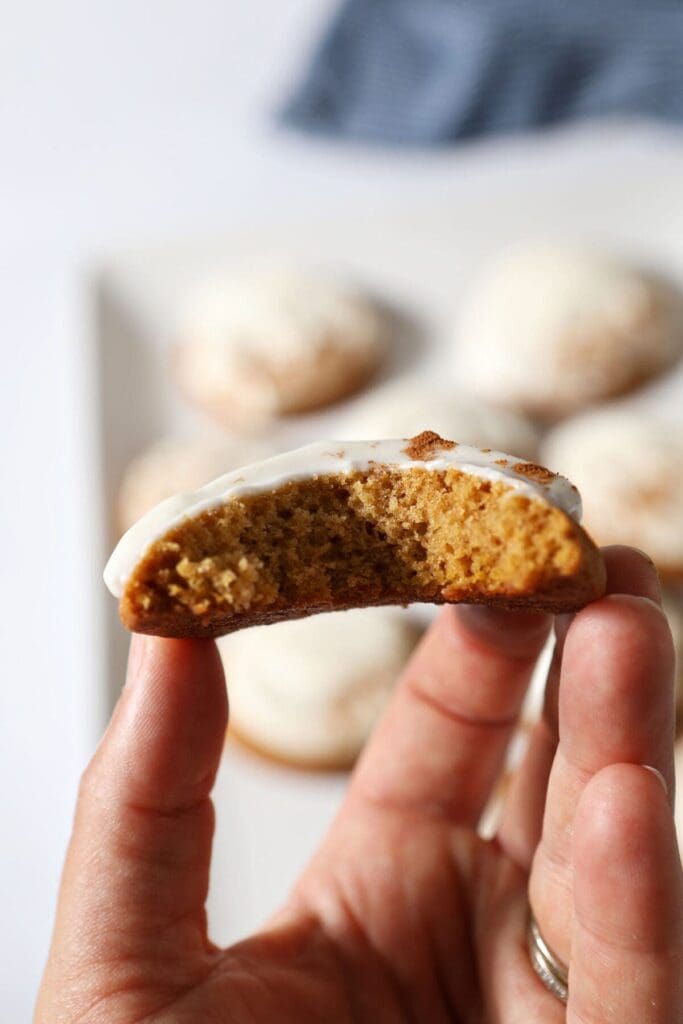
[[281, 0, 683, 145]]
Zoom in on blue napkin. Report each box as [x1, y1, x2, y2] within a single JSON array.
[[281, 0, 683, 145]]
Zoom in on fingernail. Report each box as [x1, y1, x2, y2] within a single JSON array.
[[641, 764, 668, 795], [555, 612, 575, 635], [455, 604, 551, 660], [456, 604, 550, 637], [553, 612, 575, 657]]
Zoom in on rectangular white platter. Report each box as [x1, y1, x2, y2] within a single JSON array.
[[93, 128, 683, 946]]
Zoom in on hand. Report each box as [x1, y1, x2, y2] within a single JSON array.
[[36, 547, 683, 1023]]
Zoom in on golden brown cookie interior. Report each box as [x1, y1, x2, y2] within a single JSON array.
[[120, 463, 604, 637]]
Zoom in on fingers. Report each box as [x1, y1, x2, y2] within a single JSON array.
[[568, 764, 683, 1023], [499, 545, 666, 870], [497, 617, 569, 868], [497, 717, 556, 870], [599, 544, 663, 606], [474, 861, 566, 1024], [529, 577, 675, 961], [40, 636, 226, 1000], [348, 604, 551, 825]]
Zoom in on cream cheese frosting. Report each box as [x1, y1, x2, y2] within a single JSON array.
[[179, 269, 386, 367], [453, 245, 683, 414], [104, 438, 582, 599], [117, 436, 272, 532], [175, 269, 388, 423]]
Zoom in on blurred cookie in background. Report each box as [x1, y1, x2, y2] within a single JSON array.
[[340, 380, 538, 458], [117, 436, 272, 533], [219, 608, 421, 770], [453, 244, 683, 419], [174, 268, 390, 431], [542, 409, 683, 581]]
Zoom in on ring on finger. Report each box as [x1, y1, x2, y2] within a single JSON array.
[[527, 911, 568, 1005]]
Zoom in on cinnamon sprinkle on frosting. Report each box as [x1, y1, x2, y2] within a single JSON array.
[[403, 431, 457, 461], [513, 462, 556, 484]]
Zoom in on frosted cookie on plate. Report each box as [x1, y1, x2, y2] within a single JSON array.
[[118, 437, 271, 532], [542, 410, 683, 580], [341, 381, 538, 458], [220, 608, 420, 770], [104, 431, 605, 638], [454, 245, 683, 419], [174, 269, 389, 430]]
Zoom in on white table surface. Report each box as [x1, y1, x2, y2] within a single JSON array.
[[3, 3, 683, 1018]]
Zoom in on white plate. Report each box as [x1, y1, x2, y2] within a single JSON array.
[[94, 141, 683, 945]]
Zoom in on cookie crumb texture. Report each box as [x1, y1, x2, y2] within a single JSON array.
[[120, 466, 604, 637]]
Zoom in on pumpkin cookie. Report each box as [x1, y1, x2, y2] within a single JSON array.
[[105, 432, 604, 638], [175, 269, 389, 430], [454, 245, 683, 418], [220, 608, 420, 770]]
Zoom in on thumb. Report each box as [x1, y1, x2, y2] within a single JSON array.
[[37, 634, 227, 1019]]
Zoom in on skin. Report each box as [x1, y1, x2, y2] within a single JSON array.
[[36, 546, 683, 1023]]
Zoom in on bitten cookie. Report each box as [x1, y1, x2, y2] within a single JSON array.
[[219, 608, 420, 770], [175, 269, 389, 430], [542, 410, 683, 580], [342, 381, 538, 458], [118, 437, 271, 532], [104, 431, 605, 638], [454, 245, 683, 418]]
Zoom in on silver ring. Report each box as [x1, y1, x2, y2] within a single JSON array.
[[527, 912, 568, 1004]]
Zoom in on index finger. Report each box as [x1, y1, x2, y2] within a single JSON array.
[[36, 635, 227, 1020], [347, 604, 551, 826]]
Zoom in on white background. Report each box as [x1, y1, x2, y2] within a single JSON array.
[[3, 3, 683, 1019]]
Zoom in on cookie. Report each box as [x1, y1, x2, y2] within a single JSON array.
[[117, 437, 271, 532], [219, 608, 421, 770], [105, 431, 604, 638], [454, 245, 683, 418], [542, 410, 683, 580], [174, 269, 389, 430], [342, 380, 538, 458]]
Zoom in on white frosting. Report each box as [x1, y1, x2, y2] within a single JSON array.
[[117, 436, 272, 532], [454, 244, 683, 413], [542, 410, 683, 570], [219, 608, 419, 765], [176, 269, 387, 419], [104, 437, 582, 598], [180, 269, 385, 363], [342, 380, 538, 458]]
